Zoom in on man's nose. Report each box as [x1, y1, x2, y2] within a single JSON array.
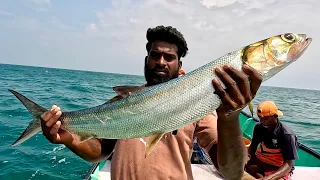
[[156, 56, 166, 66]]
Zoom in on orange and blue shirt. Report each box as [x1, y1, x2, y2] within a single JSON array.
[[251, 121, 299, 169]]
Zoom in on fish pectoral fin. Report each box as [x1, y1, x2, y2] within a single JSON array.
[[78, 132, 96, 142], [106, 95, 123, 103], [248, 102, 254, 118], [105, 85, 146, 104], [112, 85, 146, 96], [145, 132, 165, 157]]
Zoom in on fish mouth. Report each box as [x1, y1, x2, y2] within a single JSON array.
[[292, 37, 312, 61]]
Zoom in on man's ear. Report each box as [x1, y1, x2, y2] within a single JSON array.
[[178, 60, 182, 69], [145, 56, 148, 64]]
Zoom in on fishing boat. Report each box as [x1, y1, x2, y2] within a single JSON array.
[[84, 111, 320, 180]]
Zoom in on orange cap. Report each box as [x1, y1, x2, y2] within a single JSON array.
[[256, 101, 283, 118]]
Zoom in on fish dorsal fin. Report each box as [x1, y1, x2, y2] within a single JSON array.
[[104, 85, 146, 104], [145, 132, 165, 157], [112, 85, 146, 97]]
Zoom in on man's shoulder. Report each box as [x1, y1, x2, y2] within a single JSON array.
[[279, 122, 296, 136], [277, 122, 298, 149], [195, 111, 217, 125], [202, 111, 217, 120]]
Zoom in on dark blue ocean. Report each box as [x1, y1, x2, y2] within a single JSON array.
[[0, 63, 319, 180]]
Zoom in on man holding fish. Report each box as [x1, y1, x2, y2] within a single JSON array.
[[40, 25, 262, 180], [10, 25, 311, 180]]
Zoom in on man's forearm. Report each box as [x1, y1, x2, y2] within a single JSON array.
[[265, 162, 291, 180], [217, 113, 246, 179], [66, 135, 116, 163]]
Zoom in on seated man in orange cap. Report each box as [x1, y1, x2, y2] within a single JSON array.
[[245, 101, 298, 180]]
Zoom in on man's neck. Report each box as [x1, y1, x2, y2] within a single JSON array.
[[267, 119, 279, 132]]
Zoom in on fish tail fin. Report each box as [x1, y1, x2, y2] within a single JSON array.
[[8, 89, 47, 146]]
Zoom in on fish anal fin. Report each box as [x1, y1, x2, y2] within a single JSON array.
[[145, 132, 165, 157]]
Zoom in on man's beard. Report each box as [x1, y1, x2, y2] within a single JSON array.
[[144, 65, 179, 86]]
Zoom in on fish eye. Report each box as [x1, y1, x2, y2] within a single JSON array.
[[281, 33, 296, 43]]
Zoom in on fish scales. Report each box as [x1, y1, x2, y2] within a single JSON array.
[[61, 50, 242, 139]]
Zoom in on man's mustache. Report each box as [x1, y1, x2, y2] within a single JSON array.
[[151, 66, 169, 73]]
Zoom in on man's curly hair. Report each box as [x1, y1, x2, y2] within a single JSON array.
[[146, 25, 188, 60]]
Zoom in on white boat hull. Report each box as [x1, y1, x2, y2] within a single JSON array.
[[90, 160, 320, 180]]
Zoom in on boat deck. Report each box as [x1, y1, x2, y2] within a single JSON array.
[[191, 164, 320, 180], [89, 160, 320, 180]]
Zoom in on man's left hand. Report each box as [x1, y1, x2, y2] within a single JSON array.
[[212, 64, 262, 118]]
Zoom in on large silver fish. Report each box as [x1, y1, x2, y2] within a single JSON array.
[[9, 33, 312, 156]]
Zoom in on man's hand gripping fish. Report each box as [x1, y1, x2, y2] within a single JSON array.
[[9, 33, 312, 157]]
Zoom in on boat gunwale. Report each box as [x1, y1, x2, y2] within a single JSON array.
[[84, 163, 99, 180]]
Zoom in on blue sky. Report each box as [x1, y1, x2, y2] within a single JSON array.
[[1, 0, 320, 90]]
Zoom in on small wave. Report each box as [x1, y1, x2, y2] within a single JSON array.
[[66, 85, 91, 93], [43, 145, 66, 155], [51, 156, 56, 161], [11, 150, 19, 155], [282, 120, 320, 127], [58, 158, 66, 164], [51, 157, 69, 168], [29, 169, 40, 180]]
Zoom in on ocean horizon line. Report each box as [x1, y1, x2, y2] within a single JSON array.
[[1, 62, 319, 92]]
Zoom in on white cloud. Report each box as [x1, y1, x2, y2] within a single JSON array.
[[81, 0, 320, 89], [31, 0, 51, 5], [86, 23, 98, 33], [200, 0, 276, 9], [1, 0, 320, 90], [0, 10, 13, 17], [200, 0, 238, 8]]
